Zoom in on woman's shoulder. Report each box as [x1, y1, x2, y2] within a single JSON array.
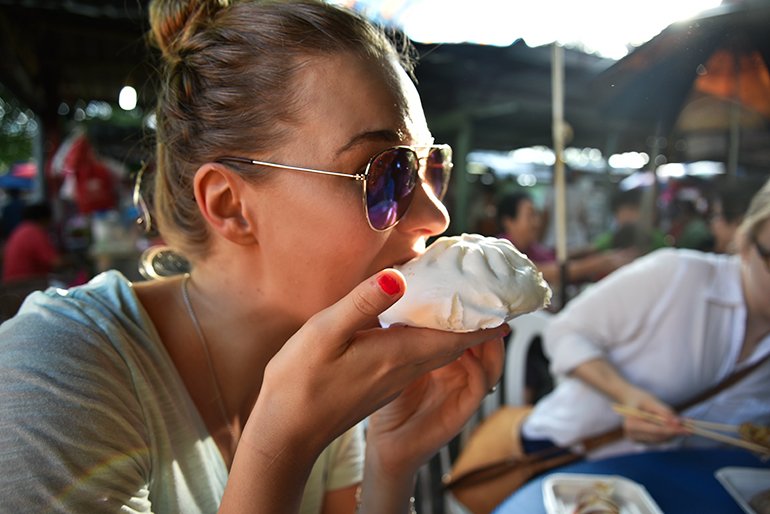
[[0, 270, 157, 365], [630, 247, 732, 273], [647, 247, 738, 273], [621, 248, 740, 301], [587, 248, 732, 299]]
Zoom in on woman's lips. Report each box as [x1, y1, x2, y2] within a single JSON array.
[[392, 253, 420, 267]]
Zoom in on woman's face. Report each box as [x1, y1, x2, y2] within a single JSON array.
[[502, 199, 540, 249], [243, 52, 449, 322], [741, 219, 770, 314]]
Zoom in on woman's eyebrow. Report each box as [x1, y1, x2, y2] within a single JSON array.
[[336, 129, 403, 155]]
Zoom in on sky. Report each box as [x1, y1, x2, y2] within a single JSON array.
[[330, 0, 724, 59]]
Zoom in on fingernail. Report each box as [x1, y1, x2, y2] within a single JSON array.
[[377, 273, 401, 295]]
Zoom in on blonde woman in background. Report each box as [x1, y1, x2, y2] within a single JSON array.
[[520, 178, 770, 457]]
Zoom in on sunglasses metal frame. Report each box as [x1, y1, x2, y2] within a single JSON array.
[[216, 144, 452, 231]]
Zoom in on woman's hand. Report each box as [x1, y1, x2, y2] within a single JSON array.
[[268, 269, 508, 449], [364, 330, 505, 476], [570, 358, 690, 445], [619, 387, 690, 444]]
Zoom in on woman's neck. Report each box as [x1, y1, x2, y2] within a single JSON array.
[[135, 265, 304, 466], [188, 265, 304, 422], [740, 269, 770, 362]]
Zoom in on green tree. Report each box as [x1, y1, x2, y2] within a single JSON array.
[[0, 84, 36, 172]]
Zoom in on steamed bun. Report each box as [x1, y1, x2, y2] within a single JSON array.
[[379, 233, 551, 332]]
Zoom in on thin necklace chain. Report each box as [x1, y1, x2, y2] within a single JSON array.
[[181, 273, 239, 455]]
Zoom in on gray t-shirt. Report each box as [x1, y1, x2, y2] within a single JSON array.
[[0, 271, 363, 513]]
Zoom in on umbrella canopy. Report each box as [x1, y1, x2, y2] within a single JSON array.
[[592, 1, 770, 171], [689, 48, 770, 119], [671, 46, 770, 168]]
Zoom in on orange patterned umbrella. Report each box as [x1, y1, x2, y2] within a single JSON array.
[[593, 2, 770, 170]]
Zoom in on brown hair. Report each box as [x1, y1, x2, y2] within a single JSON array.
[[147, 0, 413, 259]]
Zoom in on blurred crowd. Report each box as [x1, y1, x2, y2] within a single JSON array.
[[0, 131, 159, 320], [468, 170, 765, 309]]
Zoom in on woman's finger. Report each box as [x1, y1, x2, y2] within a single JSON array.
[[304, 269, 406, 341]]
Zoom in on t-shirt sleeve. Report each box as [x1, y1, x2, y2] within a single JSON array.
[[324, 423, 365, 491], [299, 423, 365, 514], [0, 306, 153, 513]]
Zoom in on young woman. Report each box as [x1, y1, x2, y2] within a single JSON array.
[[0, 2, 508, 513]]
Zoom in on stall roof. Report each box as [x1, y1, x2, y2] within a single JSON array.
[[0, 0, 156, 117], [3, 0, 766, 167], [0, 0, 652, 157]]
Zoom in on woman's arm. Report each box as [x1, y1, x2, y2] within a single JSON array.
[[569, 351, 689, 445], [537, 248, 637, 285]]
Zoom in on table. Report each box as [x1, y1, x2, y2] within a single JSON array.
[[493, 448, 770, 513]]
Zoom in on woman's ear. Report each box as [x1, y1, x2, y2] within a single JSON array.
[[193, 163, 256, 245]]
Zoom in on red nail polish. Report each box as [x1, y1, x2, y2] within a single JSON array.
[[377, 273, 401, 295]]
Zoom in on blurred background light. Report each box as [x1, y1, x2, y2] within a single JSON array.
[[118, 86, 137, 111]]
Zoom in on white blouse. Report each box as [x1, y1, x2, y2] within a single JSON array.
[[523, 248, 770, 458]]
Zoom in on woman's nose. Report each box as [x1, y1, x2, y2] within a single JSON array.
[[398, 181, 450, 236]]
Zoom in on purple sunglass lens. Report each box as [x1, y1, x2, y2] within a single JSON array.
[[365, 148, 418, 230], [426, 147, 450, 199]]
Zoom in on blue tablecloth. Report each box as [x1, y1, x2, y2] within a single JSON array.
[[493, 448, 770, 513]]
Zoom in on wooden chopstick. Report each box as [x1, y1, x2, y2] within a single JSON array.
[[611, 404, 738, 431], [611, 404, 770, 456], [682, 419, 739, 432], [611, 403, 671, 426]]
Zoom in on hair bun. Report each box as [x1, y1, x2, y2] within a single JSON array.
[[148, 0, 230, 64]]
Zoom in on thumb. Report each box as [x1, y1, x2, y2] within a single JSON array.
[[314, 269, 406, 337]]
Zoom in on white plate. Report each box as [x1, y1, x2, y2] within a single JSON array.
[[542, 473, 663, 514], [715, 467, 770, 514]]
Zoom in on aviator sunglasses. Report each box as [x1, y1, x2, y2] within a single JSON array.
[[217, 144, 453, 231]]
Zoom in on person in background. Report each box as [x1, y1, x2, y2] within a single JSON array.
[[497, 191, 554, 262], [0, 2, 507, 513], [709, 178, 762, 254], [497, 191, 636, 287], [2, 202, 62, 283], [592, 187, 666, 253], [468, 181, 499, 236], [540, 169, 595, 251], [667, 188, 712, 250], [518, 178, 770, 458]]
